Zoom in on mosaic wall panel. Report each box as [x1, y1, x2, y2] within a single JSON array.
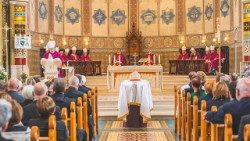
[[159, 0, 176, 36], [185, 0, 203, 35], [109, 0, 129, 37], [220, 0, 231, 31], [204, 0, 214, 33], [64, 0, 82, 36], [37, 0, 49, 33], [92, 0, 108, 36], [54, 0, 63, 35], [139, 0, 158, 36]]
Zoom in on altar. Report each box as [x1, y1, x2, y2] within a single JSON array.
[[107, 65, 163, 91]]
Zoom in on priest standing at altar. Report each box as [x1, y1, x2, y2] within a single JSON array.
[[145, 50, 154, 65], [113, 49, 126, 66], [177, 46, 189, 60], [69, 46, 79, 61], [43, 40, 63, 77]]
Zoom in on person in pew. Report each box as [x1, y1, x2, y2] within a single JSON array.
[[238, 114, 250, 141], [22, 82, 62, 126], [198, 80, 215, 109], [177, 46, 189, 60], [51, 78, 75, 111], [21, 84, 34, 107], [205, 77, 250, 135], [206, 82, 229, 111], [28, 96, 69, 141], [229, 80, 237, 101], [2, 100, 30, 141], [189, 48, 201, 60], [65, 76, 94, 140], [7, 78, 24, 104], [197, 71, 207, 86], [76, 74, 91, 94], [0, 99, 13, 141], [80, 48, 91, 62], [180, 71, 197, 93], [190, 76, 206, 100], [69, 46, 79, 61]]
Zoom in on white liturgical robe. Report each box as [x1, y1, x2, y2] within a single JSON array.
[[118, 79, 153, 120]]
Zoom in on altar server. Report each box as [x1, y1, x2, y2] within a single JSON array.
[[190, 48, 200, 60], [69, 46, 79, 61], [145, 50, 154, 65], [80, 48, 91, 62], [177, 46, 189, 60], [113, 49, 126, 66]]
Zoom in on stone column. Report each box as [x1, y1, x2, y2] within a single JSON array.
[[10, 2, 29, 78]]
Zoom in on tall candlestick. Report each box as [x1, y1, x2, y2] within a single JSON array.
[[153, 55, 156, 65], [158, 54, 161, 65], [216, 17, 221, 43], [108, 55, 111, 65]]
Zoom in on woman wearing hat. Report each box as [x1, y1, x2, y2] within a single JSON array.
[[80, 48, 91, 62], [177, 46, 189, 60]]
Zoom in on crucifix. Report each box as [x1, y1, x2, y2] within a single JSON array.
[[2, 24, 12, 77]]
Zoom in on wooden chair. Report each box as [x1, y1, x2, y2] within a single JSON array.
[[186, 92, 192, 141], [192, 96, 199, 141], [94, 87, 99, 134], [83, 94, 89, 141], [30, 115, 57, 141], [200, 100, 207, 141], [181, 91, 186, 141], [244, 124, 250, 141], [210, 106, 218, 141]]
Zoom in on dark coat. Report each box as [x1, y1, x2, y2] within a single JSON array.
[[28, 118, 68, 141], [198, 93, 213, 109], [22, 101, 62, 126], [6, 125, 28, 132], [206, 97, 229, 111], [78, 85, 89, 94], [205, 98, 250, 134], [21, 99, 33, 107], [8, 91, 24, 104], [65, 86, 84, 100], [51, 92, 75, 111], [238, 114, 250, 141]]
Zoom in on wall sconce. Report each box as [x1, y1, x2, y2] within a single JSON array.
[[49, 34, 54, 40], [201, 35, 206, 45], [213, 38, 217, 43], [224, 36, 228, 42], [83, 37, 89, 46], [62, 37, 67, 46], [39, 36, 44, 44]]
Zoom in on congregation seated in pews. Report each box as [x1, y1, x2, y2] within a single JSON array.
[[0, 74, 98, 141], [175, 71, 250, 141]]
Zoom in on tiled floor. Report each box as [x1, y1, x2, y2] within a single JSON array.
[[94, 117, 176, 141]]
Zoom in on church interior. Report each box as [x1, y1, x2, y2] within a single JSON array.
[[0, 0, 250, 141]]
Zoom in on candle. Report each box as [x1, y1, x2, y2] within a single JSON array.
[[153, 55, 156, 65], [113, 56, 116, 65], [108, 55, 111, 65], [158, 55, 161, 65]]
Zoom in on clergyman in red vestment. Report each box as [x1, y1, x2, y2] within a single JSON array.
[[80, 48, 91, 62], [177, 46, 189, 60], [145, 50, 154, 65], [190, 48, 201, 60], [203, 46, 211, 72], [69, 46, 79, 61], [113, 49, 126, 66]]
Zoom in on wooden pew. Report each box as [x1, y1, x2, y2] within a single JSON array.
[[186, 92, 192, 141], [210, 106, 218, 141], [83, 94, 89, 141], [94, 87, 99, 134], [200, 100, 207, 141], [181, 91, 186, 141], [174, 85, 179, 134], [244, 124, 250, 141], [30, 115, 57, 141], [77, 97, 83, 129], [192, 96, 199, 141], [224, 113, 233, 141], [91, 90, 97, 136], [176, 89, 182, 137], [61, 108, 68, 127]]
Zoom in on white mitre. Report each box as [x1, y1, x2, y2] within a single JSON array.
[[83, 48, 87, 53], [46, 41, 56, 49], [72, 46, 77, 50], [210, 45, 215, 51], [65, 48, 69, 53], [129, 71, 141, 80], [182, 46, 186, 51]]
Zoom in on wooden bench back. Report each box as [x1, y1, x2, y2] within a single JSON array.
[[192, 96, 199, 141], [83, 94, 89, 141]]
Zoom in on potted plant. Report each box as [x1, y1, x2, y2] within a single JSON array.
[[20, 73, 28, 83], [0, 67, 7, 82]]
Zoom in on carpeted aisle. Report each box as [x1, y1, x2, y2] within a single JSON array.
[[98, 120, 175, 141]]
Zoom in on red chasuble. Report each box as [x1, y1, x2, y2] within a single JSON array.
[[190, 53, 201, 60], [177, 53, 189, 60], [80, 54, 91, 62], [114, 53, 126, 66], [145, 53, 154, 65], [69, 53, 79, 61]]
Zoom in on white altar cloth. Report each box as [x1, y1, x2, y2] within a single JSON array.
[[117, 79, 153, 120]]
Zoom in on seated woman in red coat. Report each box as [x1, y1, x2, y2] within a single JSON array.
[[69, 46, 79, 61], [203, 46, 211, 72], [178, 46, 189, 60], [145, 50, 154, 65], [80, 48, 91, 62], [113, 49, 126, 66], [190, 48, 201, 60]]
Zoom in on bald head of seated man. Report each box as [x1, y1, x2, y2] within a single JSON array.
[[22, 82, 62, 126], [7, 78, 24, 104]]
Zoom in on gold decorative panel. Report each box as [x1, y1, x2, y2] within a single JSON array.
[[54, 0, 63, 35], [37, 0, 49, 33]]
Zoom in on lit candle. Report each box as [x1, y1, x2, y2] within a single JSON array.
[[108, 55, 111, 65], [158, 54, 161, 65], [153, 54, 156, 65]]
